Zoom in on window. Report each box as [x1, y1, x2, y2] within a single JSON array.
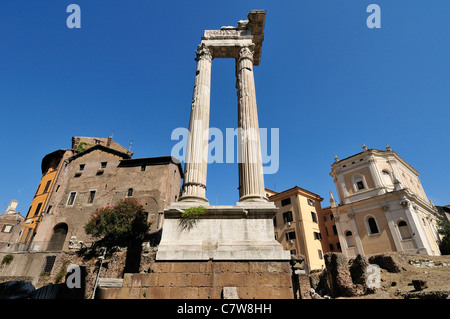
[[330, 214, 334, 220], [141, 165, 146, 172], [329, 243, 334, 251], [281, 198, 291, 206], [311, 211, 317, 223], [307, 199, 315, 206], [79, 164, 85, 171], [367, 217, 380, 234], [273, 217, 277, 227], [323, 215, 327, 222], [43, 180, 51, 193], [47, 205, 52, 214], [286, 231, 296, 241], [127, 188, 134, 197], [283, 211, 293, 224], [318, 249, 323, 259], [353, 174, 366, 191], [67, 192, 76, 205], [35, 184, 41, 196], [398, 220, 412, 240], [345, 231, 355, 247], [313, 232, 322, 240], [337, 242, 341, 251], [290, 249, 297, 255], [55, 185, 60, 193], [332, 225, 338, 235], [34, 203, 43, 216], [2, 225, 13, 233], [382, 170, 393, 186], [88, 190, 96, 204], [101, 162, 107, 169], [43, 256, 57, 273], [94, 140, 101, 145]]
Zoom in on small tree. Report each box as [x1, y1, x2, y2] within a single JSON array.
[[85, 197, 150, 248], [437, 219, 450, 255]]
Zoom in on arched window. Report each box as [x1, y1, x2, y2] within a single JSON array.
[[398, 220, 412, 240], [127, 188, 133, 197], [367, 217, 380, 234], [345, 231, 355, 247]]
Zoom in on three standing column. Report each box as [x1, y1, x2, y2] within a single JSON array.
[[179, 44, 212, 202]]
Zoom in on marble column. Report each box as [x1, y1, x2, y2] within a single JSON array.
[[236, 45, 267, 202], [180, 44, 212, 202]]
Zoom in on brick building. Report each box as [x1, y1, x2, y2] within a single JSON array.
[[24, 137, 182, 252]]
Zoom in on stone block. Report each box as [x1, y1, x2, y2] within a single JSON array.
[[280, 273, 293, 287], [234, 262, 250, 273], [215, 273, 245, 287], [131, 274, 143, 287], [191, 273, 211, 287], [122, 273, 133, 287], [249, 261, 268, 273], [237, 287, 254, 299], [267, 262, 283, 273], [222, 287, 239, 299], [215, 262, 235, 273], [141, 274, 158, 287]]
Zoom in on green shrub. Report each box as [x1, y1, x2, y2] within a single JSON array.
[[85, 197, 150, 247], [179, 206, 207, 231], [438, 219, 450, 255], [1, 254, 14, 265]]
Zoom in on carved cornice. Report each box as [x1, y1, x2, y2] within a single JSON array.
[[203, 29, 251, 39]]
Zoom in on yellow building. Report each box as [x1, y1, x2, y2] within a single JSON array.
[[18, 150, 69, 248], [330, 145, 441, 257], [267, 186, 325, 272], [318, 202, 341, 254]]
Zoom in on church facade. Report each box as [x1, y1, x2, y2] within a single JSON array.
[[329, 145, 441, 257]]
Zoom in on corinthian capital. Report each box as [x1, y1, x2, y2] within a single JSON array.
[[238, 45, 254, 63], [195, 43, 212, 62]]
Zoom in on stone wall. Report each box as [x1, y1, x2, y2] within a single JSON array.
[[97, 260, 293, 299]]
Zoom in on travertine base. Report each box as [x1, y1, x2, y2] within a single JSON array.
[[156, 202, 290, 261], [97, 260, 293, 299]]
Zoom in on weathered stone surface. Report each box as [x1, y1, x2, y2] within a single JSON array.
[[324, 253, 364, 298], [103, 260, 293, 299], [412, 280, 428, 291], [369, 254, 402, 273], [350, 254, 370, 287]]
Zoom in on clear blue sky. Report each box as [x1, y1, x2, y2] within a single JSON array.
[[1, 1, 449, 215]]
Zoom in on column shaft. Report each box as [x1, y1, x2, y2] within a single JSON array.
[[180, 44, 212, 202], [236, 46, 267, 202]]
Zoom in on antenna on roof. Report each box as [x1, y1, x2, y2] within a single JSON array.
[[129, 140, 133, 151], [110, 130, 114, 139]]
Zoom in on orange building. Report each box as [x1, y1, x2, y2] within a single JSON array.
[[18, 150, 69, 248]]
